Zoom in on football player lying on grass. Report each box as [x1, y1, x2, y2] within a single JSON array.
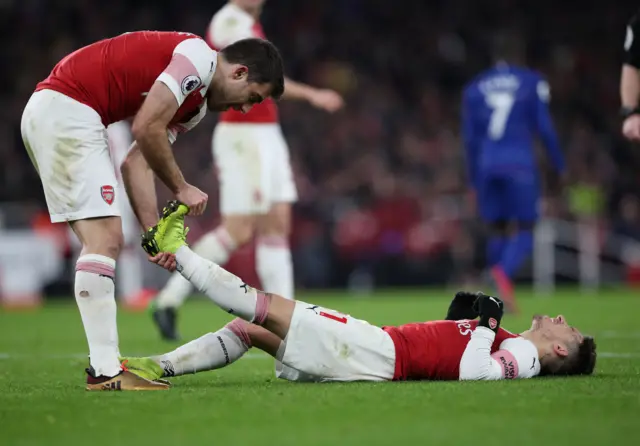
[[123, 201, 596, 384]]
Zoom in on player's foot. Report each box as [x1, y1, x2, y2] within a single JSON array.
[[141, 200, 190, 257], [488, 266, 519, 314], [150, 303, 180, 341], [85, 365, 169, 391], [118, 358, 166, 382]]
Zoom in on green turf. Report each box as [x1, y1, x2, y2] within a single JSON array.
[[1, 288, 639, 445]]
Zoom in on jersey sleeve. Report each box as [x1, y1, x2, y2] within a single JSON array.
[[534, 76, 565, 173], [459, 327, 540, 380], [166, 104, 207, 144], [625, 12, 640, 68], [156, 38, 217, 107], [207, 12, 255, 48], [493, 337, 540, 379]]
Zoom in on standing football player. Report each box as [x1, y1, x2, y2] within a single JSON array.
[[151, 0, 344, 340], [621, 9, 640, 141], [21, 31, 284, 390], [462, 35, 565, 312]]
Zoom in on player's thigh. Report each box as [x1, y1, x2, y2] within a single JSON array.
[[21, 90, 121, 224], [280, 301, 396, 382], [477, 174, 509, 222], [505, 171, 539, 223], [212, 123, 270, 216], [264, 125, 298, 206]]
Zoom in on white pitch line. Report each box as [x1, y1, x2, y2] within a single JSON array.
[[0, 352, 269, 360]]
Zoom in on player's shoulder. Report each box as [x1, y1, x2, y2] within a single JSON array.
[[498, 337, 540, 378]]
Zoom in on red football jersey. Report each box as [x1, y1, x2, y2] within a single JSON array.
[[206, 3, 278, 123], [383, 320, 519, 380], [36, 31, 215, 128]]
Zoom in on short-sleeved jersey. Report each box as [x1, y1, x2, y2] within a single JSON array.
[[383, 319, 539, 380], [461, 64, 564, 188], [36, 31, 217, 139], [625, 11, 640, 68], [206, 3, 278, 123]]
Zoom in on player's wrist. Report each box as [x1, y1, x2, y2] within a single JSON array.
[[620, 106, 640, 119]]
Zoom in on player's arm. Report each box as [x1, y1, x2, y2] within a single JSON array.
[[459, 293, 506, 380], [132, 38, 214, 215], [121, 142, 159, 231], [461, 88, 479, 190], [131, 81, 186, 196], [281, 77, 344, 112], [534, 79, 565, 174]]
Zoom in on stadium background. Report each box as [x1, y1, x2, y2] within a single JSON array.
[[1, 2, 639, 445], [0, 0, 638, 299]]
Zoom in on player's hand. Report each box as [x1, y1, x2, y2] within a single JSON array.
[[309, 89, 344, 113], [176, 184, 208, 216], [148, 252, 177, 272], [622, 115, 640, 141], [472, 292, 504, 333], [445, 291, 480, 320]]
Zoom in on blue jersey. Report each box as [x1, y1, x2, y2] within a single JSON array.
[[461, 64, 564, 190]]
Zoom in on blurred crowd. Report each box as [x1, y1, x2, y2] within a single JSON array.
[[1, 0, 639, 288]]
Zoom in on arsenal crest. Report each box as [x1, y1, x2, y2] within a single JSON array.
[[101, 185, 115, 205]]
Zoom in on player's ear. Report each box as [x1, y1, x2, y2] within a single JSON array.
[[553, 343, 569, 358], [232, 65, 248, 80]]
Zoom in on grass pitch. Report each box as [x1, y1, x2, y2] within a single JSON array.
[[1, 288, 639, 446]]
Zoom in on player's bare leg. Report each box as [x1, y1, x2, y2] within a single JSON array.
[[71, 217, 168, 390]]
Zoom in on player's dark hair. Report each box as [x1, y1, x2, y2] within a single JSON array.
[[541, 336, 597, 377], [221, 38, 285, 100]]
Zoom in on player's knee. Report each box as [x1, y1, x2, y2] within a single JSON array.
[[259, 203, 291, 237], [73, 217, 124, 260], [222, 216, 256, 246], [94, 228, 124, 259]]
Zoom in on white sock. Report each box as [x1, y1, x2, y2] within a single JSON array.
[[256, 235, 297, 377], [154, 319, 250, 376], [116, 247, 143, 301], [156, 227, 237, 309], [75, 254, 121, 377], [175, 246, 268, 324], [256, 235, 294, 299]]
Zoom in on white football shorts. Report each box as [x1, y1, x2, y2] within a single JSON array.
[[21, 89, 121, 223], [278, 301, 396, 382], [212, 122, 298, 215]]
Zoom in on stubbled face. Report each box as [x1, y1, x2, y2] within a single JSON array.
[[207, 67, 272, 113], [530, 315, 584, 347]]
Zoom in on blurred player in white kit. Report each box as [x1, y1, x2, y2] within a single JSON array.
[[152, 0, 344, 339]]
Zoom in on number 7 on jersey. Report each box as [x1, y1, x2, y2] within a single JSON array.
[[484, 92, 515, 140]]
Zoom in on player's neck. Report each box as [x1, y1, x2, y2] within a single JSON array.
[[519, 330, 547, 359], [231, 1, 262, 20]]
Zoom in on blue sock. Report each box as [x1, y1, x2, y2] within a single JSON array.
[[499, 230, 534, 279], [487, 236, 508, 267]]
